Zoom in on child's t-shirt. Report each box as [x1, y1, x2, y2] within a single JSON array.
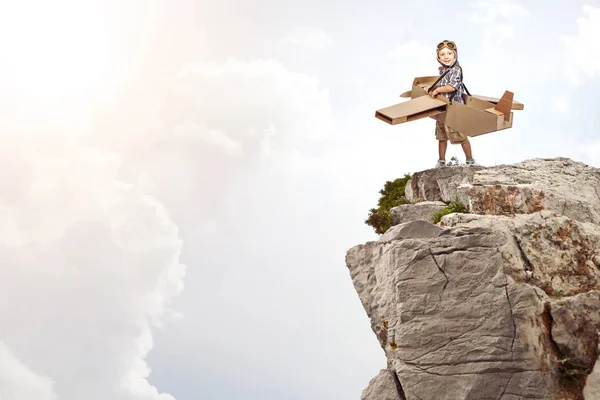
[[437, 66, 465, 104]]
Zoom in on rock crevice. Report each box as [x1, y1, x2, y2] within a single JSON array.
[[504, 286, 517, 358], [428, 249, 448, 296]]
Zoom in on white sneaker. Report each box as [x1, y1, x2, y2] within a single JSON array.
[[435, 160, 446, 168], [466, 158, 476, 165]]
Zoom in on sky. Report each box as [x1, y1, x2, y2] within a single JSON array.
[[0, 0, 599, 399]]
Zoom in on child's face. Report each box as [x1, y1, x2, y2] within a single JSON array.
[[437, 48, 456, 65]]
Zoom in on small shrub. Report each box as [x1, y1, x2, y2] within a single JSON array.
[[432, 200, 468, 224], [365, 174, 411, 234]]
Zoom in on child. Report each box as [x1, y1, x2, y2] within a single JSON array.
[[428, 40, 475, 167]]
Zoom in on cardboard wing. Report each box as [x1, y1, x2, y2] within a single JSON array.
[[375, 95, 447, 125]]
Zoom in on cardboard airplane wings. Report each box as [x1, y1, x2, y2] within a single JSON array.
[[375, 75, 524, 137]]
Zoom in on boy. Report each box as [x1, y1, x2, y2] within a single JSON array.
[[428, 40, 475, 167]]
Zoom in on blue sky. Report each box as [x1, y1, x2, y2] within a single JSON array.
[[0, 0, 599, 399]]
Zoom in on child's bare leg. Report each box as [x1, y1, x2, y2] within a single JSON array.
[[438, 140, 448, 160], [461, 139, 473, 159]]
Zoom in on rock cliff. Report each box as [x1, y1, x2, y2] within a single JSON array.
[[346, 158, 600, 400]]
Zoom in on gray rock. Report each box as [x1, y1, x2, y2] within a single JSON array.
[[405, 165, 484, 203], [361, 369, 404, 400], [347, 158, 600, 399], [390, 201, 447, 226], [423, 158, 600, 224], [511, 212, 600, 297], [443, 211, 600, 296], [584, 358, 600, 400], [550, 291, 600, 373], [404, 182, 414, 205], [347, 223, 557, 399], [405, 158, 600, 224], [466, 156, 600, 220], [379, 220, 444, 243]]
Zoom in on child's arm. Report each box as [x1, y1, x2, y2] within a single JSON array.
[[431, 85, 457, 97]]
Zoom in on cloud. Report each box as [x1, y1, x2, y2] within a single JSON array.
[[0, 54, 185, 398], [469, 0, 529, 44], [97, 57, 337, 232], [0, 50, 338, 399], [0, 130, 185, 400], [560, 5, 600, 84], [173, 58, 335, 146], [0, 342, 57, 400], [119, 56, 385, 399], [173, 122, 243, 156], [280, 26, 334, 51]]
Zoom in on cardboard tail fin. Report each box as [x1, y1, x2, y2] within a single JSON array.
[[494, 91, 514, 121]]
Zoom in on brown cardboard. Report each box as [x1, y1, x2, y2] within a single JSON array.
[[484, 108, 504, 116], [412, 76, 439, 87], [410, 76, 438, 99], [376, 76, 523, 138], [443, 101, 513, 136], [470, 94, 524, 110], [397, 76, 440, 99], [375, 96, 446, 125], [411, 85, 430, 99], [493, 91, 514, 121], [465, 96, 497, 110], [399, 80, 524, 110]]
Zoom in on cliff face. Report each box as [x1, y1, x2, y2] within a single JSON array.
[[346, 158, 600, 400]]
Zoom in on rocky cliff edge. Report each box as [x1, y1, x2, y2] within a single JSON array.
[[346, 158, 600, 400]]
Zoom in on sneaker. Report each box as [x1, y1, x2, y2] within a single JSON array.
[[466, 158, 476, 165], [435, 160, 446, 168]]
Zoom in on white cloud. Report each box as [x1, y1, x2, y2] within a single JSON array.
[[0, 52, 338, 398], [172, 57, 335, 148], [560, 5, 600, 84], [0, 95, 184, 400], [106, 58, 336, 226], [173, 122, 243, 156], [280, 26, 334, 51], [0, 342, 57, 400], [121, 56, 385, 399], [469, 0, 529, 44]]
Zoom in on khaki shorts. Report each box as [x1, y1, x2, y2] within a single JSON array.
[[435, 120, 468, 144]]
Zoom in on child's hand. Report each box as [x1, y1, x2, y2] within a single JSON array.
[[430, 89, 439, 98]]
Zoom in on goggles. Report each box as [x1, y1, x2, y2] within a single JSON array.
[[437, 40, 457, 51]]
